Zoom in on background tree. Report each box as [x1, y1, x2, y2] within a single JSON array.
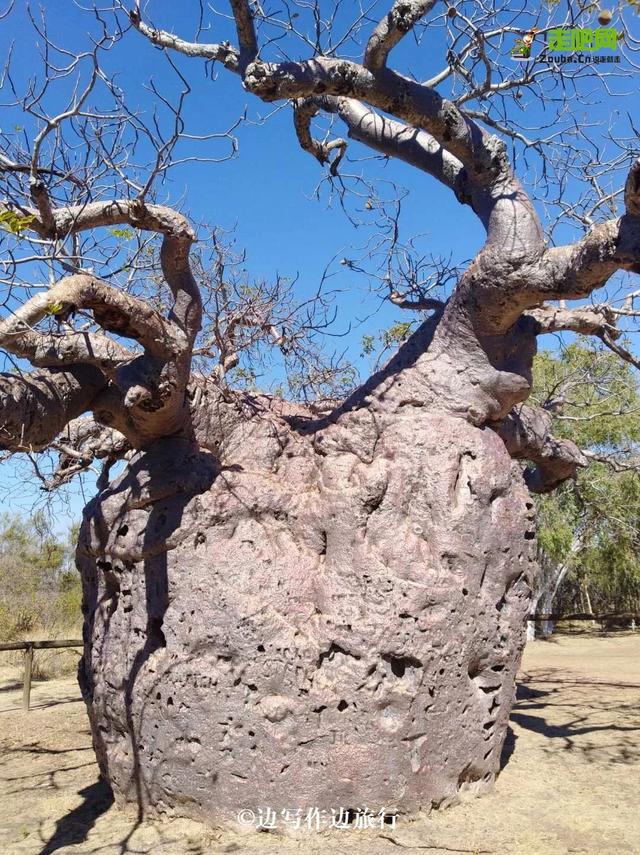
[[0, 0, 640, 825], [532, 342, 640, 633], [0, 512, 78, 642]]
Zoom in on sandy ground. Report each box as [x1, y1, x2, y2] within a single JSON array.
[[0, 633, 638, 855]]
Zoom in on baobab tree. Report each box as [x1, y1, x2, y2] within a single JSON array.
[[1, 0, 640, 827]]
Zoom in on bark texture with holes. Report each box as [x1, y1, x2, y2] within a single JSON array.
[[77, 378, 535, 822]]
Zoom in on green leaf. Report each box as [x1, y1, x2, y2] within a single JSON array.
[[361, 334, 375, 356], [44, 302, 65, 316], [0, 210, 35, 235], [381, 321, 413, 348], [109, 227, 135, 240]]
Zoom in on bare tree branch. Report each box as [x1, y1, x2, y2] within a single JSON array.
[[0, 274, 185, 361], [525, 305, 621, 339], [128, 8, 240, 70], [583, 448, 640, 475], [1, 199, 202, 342], [242, 56, 508, 185], [45, 416, 130, 490], [364, 0, 439, 72], [0, 366, 106, 453], [493, 403, 588, 494], [293, 99, 347, 175], [527, 221, 640, 304], [228, 0, 258, 73]]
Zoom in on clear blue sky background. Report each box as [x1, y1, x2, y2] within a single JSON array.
[[1, 1, 639, 530]]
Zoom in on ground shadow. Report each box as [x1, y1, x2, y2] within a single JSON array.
[[515, 682, 548, 702], [507, 672, 640, 764], [38, 778, 114, 855], [499, 725, 517, 770], [1, 697, 81, 714]]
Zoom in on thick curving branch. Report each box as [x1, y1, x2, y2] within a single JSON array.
[[292, 100, 347, 175], [1, 199, 202, 344], [0, 274, 186, 363], [46, 416, 131, 490], [130, 7, 543, 268], [293, 94, 544, 279], [228, 0, 258, 73], [493, 403, 588, 494], [0, 365, 106, 453], [523, 160, 640, 303], [129, 8, 509, 188], [364, 0, 439, 72], [0, 198, 204, 447], [309, 96, 473, 204], [527, 218, 640, 301], [525, 302, 640, 372], [389, 292, 445, 311], [524, 304, 621, 339], [463, 160, 640, 336], [0, 329, 132, 373], [242, 57, 509, 186]]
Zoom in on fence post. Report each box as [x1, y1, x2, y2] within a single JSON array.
[[22, 643, 34, 711]]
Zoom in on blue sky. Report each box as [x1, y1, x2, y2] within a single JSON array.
[[1, 1, 639, 528]]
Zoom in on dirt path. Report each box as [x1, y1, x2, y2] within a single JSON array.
[[1, 634, 638, 854]]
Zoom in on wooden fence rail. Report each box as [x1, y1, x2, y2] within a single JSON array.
[[0, 639, 83, 711]]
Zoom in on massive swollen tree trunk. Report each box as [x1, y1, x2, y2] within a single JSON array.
[[73, 165, 639, 819], [77, 370, 537, 819], [2, 0, 640, 828]]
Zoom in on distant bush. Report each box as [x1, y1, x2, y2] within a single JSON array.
[[0, 513, 81, 678]]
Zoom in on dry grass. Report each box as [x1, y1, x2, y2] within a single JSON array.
[[0, 623, 82, 680]]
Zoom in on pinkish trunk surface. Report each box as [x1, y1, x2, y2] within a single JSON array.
[[77, 396, 534, 825]]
